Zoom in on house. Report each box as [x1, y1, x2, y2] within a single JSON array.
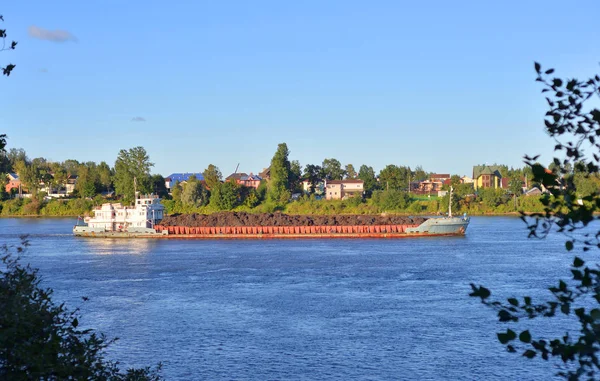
[[5, 173, 23, 194], [66, 175, 78, 194], [413, 174, 450, 195], [165, 173, 205, 192], [472, 165, 503, 190], [238, 173, 262, 189], [325, 179, 364, 200], [225, 172, 248, 182], [301, 179, 325, 195], [461, 176, 474, 184]]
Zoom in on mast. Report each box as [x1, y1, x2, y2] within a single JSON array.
[[449, 186, 453, 218]]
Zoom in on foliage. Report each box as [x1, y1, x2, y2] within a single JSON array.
[[378, 165, 410, 191], [202, 164, 222, 191], [180, 176, 208, 207], [302, 164, 322, 194], [321, 158, 345, 180], [0, 240, 162, 380], [150, 174, 169, 198], [209, 181, 240, 210], [0, 15, 17, 77], [268, 143, 291, 202], [114, 147, 153, 203], [358, 165, 378, 195], [344, 164, 357, 179], [370, 189, 410, 211], [289, 160, 303, 193], [470, 63, 600, 380]]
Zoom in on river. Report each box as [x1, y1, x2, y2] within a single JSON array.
[[0, 216, 577, 380]]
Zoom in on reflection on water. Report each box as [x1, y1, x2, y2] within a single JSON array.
[[81, 238, 158, 256]]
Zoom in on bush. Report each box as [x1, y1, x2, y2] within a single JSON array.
[[0, 240, 163, 380]]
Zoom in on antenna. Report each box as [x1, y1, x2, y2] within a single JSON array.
[[234, 163, 240, 174]]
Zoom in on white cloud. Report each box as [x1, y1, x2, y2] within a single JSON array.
[[28, 25, 77, 42]]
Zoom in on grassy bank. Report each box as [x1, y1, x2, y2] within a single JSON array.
[[0, 194, 547, 218]]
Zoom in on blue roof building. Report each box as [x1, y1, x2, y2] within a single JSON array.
[[165, 173, 205, 182]]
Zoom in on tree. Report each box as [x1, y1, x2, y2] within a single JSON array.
[[1, 15, 17, 77], [202, 164, 222, 191], [358, 165, 377, 195], [289, 160, 302, 193], [209, 181, 240, 210], [13, 160, 40, 197], [413, 165, 428, 182], [378, 165, 404, 191], [345, 164, 357, 179], [113, 147, 153, 203], [321, 158, 345, 180], [180, 175, 208, 207], [150, 174, 169, 198], [470, 63, 600, 380], [303, 164, 322, 194], [268, 143, 291, 203], [97, 161, 113, 192], [0, 240, 162, 380]]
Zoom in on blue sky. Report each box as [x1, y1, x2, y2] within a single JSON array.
[[1, 1, 599, 177]]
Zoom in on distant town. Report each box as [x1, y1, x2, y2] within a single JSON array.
[[1, 141, 595, 217]]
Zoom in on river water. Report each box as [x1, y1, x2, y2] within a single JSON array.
[[0, 217, 579, 380]]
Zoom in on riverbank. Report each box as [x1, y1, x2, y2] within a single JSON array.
[[0, 194, 547, 218]]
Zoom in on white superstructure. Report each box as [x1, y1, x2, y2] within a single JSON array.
[[75, 194, 164, 234]]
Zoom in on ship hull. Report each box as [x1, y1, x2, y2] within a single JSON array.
[[73, 217, 469, 239]]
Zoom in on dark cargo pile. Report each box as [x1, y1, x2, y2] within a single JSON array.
[[160, 212, 427, 227]]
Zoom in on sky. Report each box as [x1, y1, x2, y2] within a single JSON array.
[[1, 1, 599, 177]]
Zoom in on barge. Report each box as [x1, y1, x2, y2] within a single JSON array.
[[73, 192, 469, 239]]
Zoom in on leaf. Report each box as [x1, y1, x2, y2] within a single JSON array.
[[545, 68, 555, 75], [534, 62, 541, 74], [566, 241, 574, 251], [508, 298, 519, 306], [72, 318, 78, 328], [523, 349, 536, 359], [561, 303, 570, 315], [519, 330, 532, 343], [573, 257, 584, 267]]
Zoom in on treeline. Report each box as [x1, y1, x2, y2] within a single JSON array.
[[2, 139, 598, 216]]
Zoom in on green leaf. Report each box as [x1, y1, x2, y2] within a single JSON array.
[[508, 298, 519, 307], [591, 309, 600, 321], [519, 330, 532, 343], [72, 318, 78, 328], [523, 349, 536, 359], [561, 303, 570, 315], [534, 62, 541, 74], [566, 241, 574, 251], [573, 257, 584, 267]]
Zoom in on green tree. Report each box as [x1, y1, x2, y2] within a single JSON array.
[[113, 147, 153, 203], [345, 164, 357, 179], [302, 164, 322, 194], [413, 165, 428, 182], [378, 164, 407, 191], [171, 182, 183, 202], [321, 158, 345, 180], [470, 63, 600, 380], [180, 175, 208, 207], [150, 174, 169, 198], [97, 161, 113, 192], [358, 165, 377, 195], [1, 15, 17, 77], [202, 164, 222, 191], [289, 160, 302, 193], [268, 143, 291, 203], [371, 189, 410, 211], [14, 160, 40, 197], [0, 240, 162, 380], [210, 180, 240, 210]]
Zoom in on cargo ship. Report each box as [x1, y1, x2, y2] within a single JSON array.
[[73, 191, 469, 239]]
